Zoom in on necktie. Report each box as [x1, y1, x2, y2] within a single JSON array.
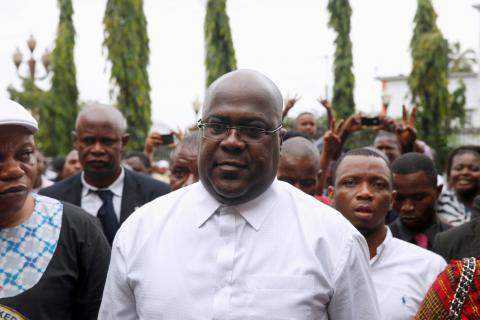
[[414, 233, 429, 249], [96, 190, 119, 244]]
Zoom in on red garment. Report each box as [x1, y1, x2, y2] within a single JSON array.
[[314, 195, 331, 205], [416, 258, 480, 319]]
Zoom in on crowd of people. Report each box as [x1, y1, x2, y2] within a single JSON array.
[[0, 69, 479, 319]]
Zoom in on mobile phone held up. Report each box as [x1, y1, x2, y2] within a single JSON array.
[[160, 134, 174, 145], [361, 116, 380, 126]]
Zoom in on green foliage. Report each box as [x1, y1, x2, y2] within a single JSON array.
[[328, 0, 355, 120], [448, 41, 477, 73], [43, 0, 79, 156], [409, 0, 451, 167], [8, 0, 78, 157], [104, 0, 151, 151], [450, 79, 466, 127], [204, 0, 237, 87]]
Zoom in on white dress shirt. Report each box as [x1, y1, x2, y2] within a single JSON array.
[[371, 227, 446, 319], [80, 168, 125, 221], [99, 180, 380, 320]]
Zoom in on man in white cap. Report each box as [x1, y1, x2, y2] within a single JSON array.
[[0, 99, 110, 319]]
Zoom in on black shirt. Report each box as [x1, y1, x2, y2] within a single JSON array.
[[0, 200, 111, 319]]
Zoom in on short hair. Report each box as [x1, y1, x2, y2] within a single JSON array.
[[391, 153, 438, 187], [76, 103, 128, 133], [332, 147, 392, 185], [280, 136, 320, 169], [169, 132, 200, 161], [125, 152, 151, 169], [446, 145, 480, 178]]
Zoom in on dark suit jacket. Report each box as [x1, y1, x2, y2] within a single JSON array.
[[433, 196, 480, 262], [39, 169, 170, 224], [389, 217, 450, 251]]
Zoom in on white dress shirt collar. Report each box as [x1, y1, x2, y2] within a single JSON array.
[[370, 226, 390, 265], [195, 180, 278, 231], [81, 167, 125, 197]]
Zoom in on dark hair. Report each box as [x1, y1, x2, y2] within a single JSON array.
[[391, 153, 438, 187], [445, 145, 480, 179], [124, 152, 151, 169], [332, 147, 392, 185]]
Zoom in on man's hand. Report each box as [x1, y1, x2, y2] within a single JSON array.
[[323, 118, 345, 160], [144, 132, 164, 155], [282, 93, 301, 119], [396, 105, 417, 153], [317, 98, 333, 130]]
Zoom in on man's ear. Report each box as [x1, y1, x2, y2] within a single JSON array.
[[327, 185, 336, 206], [121, 134, 129, 148], [390, 190, 397, 210], [72, 131, 78, 150]]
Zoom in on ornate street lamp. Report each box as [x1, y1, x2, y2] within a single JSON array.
[[12, 34, 50, 81]]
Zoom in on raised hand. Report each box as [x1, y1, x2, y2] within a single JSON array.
[[282, 93, 301, 119], [317, 97, 333, 130], [396, 105, 417, 152]]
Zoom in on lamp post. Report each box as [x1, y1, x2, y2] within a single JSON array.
[[12, 34, 50, 82], [192, 96, 201, 119], [380, 80, 392, 116]]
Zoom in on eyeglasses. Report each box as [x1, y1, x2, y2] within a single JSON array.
[[197, 119, 282, 143]]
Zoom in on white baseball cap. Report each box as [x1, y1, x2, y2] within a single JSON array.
[[0, 99, 38, 133]]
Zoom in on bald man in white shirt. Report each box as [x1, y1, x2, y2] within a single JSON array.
[[99, 70, 380, 319]]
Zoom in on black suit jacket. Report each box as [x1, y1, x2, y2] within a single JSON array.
[[433, 196, 480, 261], [39, 169, 170, 224], [389, 217, 450, 251]]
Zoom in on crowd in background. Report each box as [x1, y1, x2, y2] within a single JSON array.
[[0, 69, 479, 319]]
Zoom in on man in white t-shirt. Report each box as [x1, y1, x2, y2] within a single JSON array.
[[99, 69, 380, 319], [328, 148, 446, 319]]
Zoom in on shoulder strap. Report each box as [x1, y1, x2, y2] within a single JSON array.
[[448, 257, 477, 320]]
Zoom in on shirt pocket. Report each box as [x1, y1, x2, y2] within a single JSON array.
[[244, 274, 314, 320]]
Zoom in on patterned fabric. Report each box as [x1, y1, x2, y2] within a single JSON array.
[[416, 258, 480, 319], [0, 194, 62, 298], [438, 189, 471, 227]]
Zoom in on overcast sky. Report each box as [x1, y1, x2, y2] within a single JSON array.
[[0, 0, 478, 130]]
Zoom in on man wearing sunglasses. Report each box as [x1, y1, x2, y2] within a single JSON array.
[[99, 69, 380, 319]]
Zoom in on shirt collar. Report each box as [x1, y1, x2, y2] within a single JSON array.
[[81, 167, 125, 197], [195, 179, 278, 231], [370, 226, 391, 265]]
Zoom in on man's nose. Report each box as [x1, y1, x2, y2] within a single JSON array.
[[0, 159, 24, 181], [356, 182, 373, 199], [91, 141, 105, 153], [400, 199, 414, 213], [220, 129, 246, 149]]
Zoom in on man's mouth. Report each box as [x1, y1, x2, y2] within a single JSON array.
[[215, 161, 247, 169], [353, 205, 373, 218], [0, 185, 28, 196]]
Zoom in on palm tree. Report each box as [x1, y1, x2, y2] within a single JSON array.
[[448, 41, 477, 73]]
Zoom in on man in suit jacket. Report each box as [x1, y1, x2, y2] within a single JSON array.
[[388, 153, 450, 251], [40, 103, 170, 243], [433, 195, 480, 261]]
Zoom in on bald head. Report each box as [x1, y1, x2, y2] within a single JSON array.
[[76, 103, 127, 134], [278, 137, 320, 196], [281, 137, 320, 169], [203, 69, 283, 123]]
